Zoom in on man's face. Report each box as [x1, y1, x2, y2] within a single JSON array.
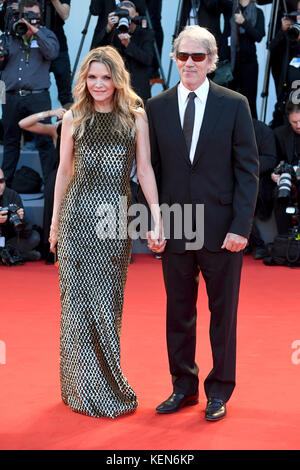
[[0, 170, 6, 197], [120, 2, 136, 19], [23, 5, 41, 17], [175, 38, 212, 91], [288, 112, 300, 134]]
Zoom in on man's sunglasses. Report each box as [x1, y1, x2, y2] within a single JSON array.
[[0, 178, 5, 184], [177, 52, 208, 62], [120, 2, 135, 7]]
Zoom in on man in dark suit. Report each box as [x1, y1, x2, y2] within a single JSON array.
[[146, 25, 259, 421]]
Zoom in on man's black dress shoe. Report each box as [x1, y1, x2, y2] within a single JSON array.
[[205, 398, 226, 421], [156, 393, 199, 414]]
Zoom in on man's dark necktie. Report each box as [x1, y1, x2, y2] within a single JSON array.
[[183, 92, 196, 155]]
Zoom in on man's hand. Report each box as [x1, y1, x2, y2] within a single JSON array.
[[20, 18, 39, 35], [221, 233, 247, 252], [282, 17, 292, 32], [147, 222, 166, 254], [17, 208, 24, 220], [118, 32, 131, 47], [234, 12, 245, 25], [107, 11, 119, 33], [271, 163, 280, 184], [0, 209, 8, 224]]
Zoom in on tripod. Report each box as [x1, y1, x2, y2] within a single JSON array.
[[259, 0, 287, 122]]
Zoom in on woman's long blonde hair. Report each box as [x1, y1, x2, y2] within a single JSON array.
[[71, 46, 143, 139]]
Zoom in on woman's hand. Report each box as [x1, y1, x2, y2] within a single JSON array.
[[147, 218, 166, 253], [49, 222, 58, 253], [52, 108, 67, 120]]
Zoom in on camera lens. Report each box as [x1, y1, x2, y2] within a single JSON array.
[[117, 17, 130, 33], [277, 173, 292, 199], [287, 23, 300, 40], [13, 21, 28, 36]]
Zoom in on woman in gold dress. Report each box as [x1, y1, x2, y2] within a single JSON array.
[[49, 46, 165, 418]]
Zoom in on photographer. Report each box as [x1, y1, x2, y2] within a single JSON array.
[[269, 1, 300, 127], [0, 167, 41, 262], [245, 118, 278, 259], [90, 0, 146, 48], [96, 1, 154, 102], [257, 0, 298, 97], [0, 0, 59, 187], [230, 0, 265, 119], [272, 100, 300, 235]]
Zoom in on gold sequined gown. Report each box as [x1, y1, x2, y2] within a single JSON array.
[[57, 111, 138, 418]]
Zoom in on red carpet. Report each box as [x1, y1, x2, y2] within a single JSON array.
[[0, 255, 299, 450]]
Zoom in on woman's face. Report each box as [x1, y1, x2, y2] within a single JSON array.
[[86, 61, 116, 107]]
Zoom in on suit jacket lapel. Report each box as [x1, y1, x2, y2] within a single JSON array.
[[192, 80, 225, 168]]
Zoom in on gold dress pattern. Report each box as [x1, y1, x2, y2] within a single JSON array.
[[57, 111, 138, 418]]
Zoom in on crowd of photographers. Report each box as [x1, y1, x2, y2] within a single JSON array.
[[0, 0, 300, 266]]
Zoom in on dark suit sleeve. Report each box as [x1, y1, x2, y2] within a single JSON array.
[[89, 0, 105, 15], [125, 29, 154, 67], [229, 98, 259, 238]]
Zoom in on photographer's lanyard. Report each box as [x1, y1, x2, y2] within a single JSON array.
[[22, 34, 34, 65]]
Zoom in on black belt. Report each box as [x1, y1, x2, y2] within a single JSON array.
[[7, 89, 48, 96]]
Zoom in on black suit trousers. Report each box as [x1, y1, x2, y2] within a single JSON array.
[[162, 247, 243, 402]]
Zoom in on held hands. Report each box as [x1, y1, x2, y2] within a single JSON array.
[[221, 233, 247, 252], [147, 220, 166, 254]]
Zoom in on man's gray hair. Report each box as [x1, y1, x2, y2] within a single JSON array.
[[171, 25, 219, 73]]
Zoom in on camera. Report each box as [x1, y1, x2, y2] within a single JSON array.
[[1, 1, 41, 37], [113, 8, 147, 34], [0, 204, 24, 232], [13, 11, 41, 36], [283, 11, 300, 40], [273, 161, 296, 199], [114, 8, 130, 33]]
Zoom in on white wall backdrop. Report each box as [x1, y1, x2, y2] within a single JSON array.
[[19, 1, 279, 124]]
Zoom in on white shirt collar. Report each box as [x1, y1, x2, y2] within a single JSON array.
[[178, 78, 210, 104]]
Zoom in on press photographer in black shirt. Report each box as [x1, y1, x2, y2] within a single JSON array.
[[98, 1, 154, 102], [269, 2, 300, 127]]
